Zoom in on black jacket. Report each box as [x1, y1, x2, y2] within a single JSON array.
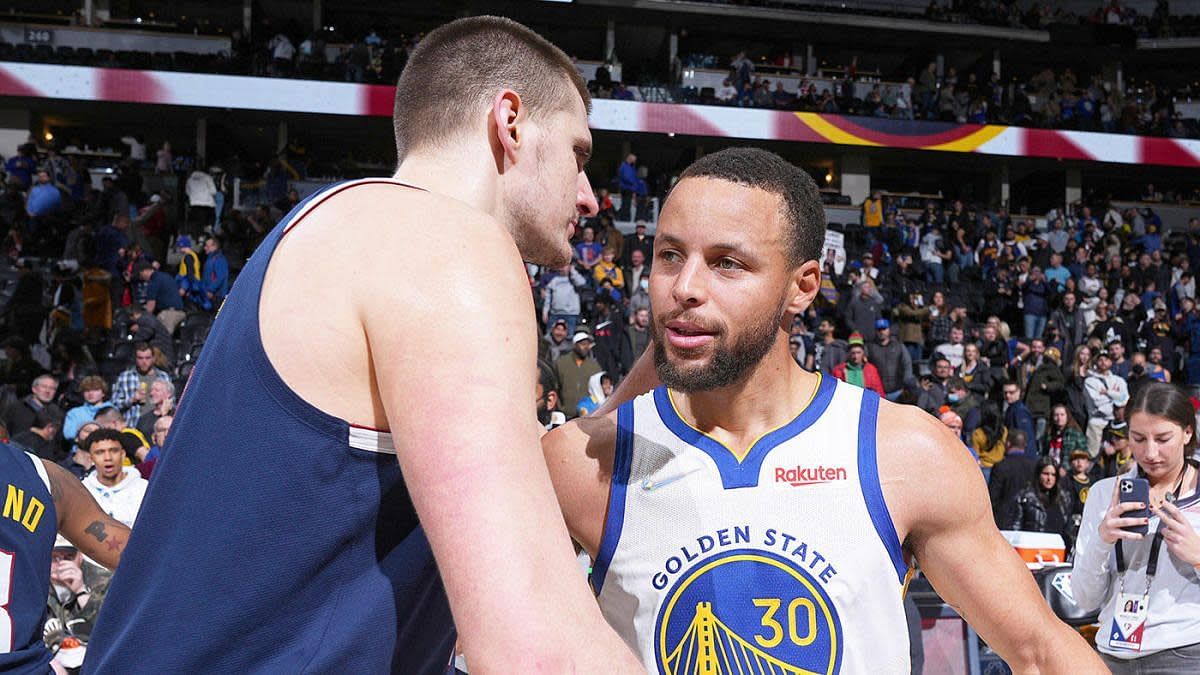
[[988, 452, 1037, 526]]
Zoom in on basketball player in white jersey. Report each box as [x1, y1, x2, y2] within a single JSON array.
[[543, 148, 1104, 673]]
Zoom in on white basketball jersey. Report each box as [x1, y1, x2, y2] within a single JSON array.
[[593, 374, 911, 674]]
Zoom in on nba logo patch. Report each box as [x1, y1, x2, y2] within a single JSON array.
[[654, 549, 843, 674]]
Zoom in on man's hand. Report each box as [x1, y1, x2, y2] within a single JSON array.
[[51, 559, 85, 594]]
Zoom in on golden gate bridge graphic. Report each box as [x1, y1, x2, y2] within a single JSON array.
[[663, 602, 823, 675]]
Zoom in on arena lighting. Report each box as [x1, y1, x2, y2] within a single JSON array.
[[667, 132, 675, 137], [825, 170, 833, 184], [44, 131, 53, 142]]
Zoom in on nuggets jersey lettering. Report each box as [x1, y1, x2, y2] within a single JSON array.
[[594, 375, 910, 674], [0, 443, 56, 674], [87, 181, 454, 673]]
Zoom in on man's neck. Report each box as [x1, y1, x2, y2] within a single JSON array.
[[669, 344, 819, 454], [393, 145, 498, 218]]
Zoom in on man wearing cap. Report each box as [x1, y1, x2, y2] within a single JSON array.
[[867, 317, 911, 400], [832, 333, 885, 396], [543, 319, 573, 362], [1098, 421, 1133, 478], [174, 235, 203, 308], [135, 262, 186, 334], [555, 328, 602, 418], [1064, 448, 1095, 542], [1083, 349, 1129, 457], [45, 535, 109, 662]]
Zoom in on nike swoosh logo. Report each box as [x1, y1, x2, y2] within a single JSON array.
[[641, 467, 701, 491]]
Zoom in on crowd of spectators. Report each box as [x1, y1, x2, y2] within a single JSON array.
[[780, 191, 1200, 553], [698, 0, 1194, 38], [0, 133, 276, 661], [686, 53, 1199, 139]]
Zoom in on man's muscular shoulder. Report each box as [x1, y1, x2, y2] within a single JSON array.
[[543, 412, 619, 557], [874, 400, 990, 547]]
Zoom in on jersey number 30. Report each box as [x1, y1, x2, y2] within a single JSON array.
[[752, 597, 818, 649]]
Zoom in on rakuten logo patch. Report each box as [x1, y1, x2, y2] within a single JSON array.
[[774, 465, 848, 486]]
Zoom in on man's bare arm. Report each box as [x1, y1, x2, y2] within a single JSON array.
[[44, 460, 130, 569], [543, 413, 619, 557], [360, 211, 639, 673], [879, 404, 1105, 674]]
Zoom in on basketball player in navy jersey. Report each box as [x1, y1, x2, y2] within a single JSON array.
[[87, 16, 640, 674], [544, 148, 1104, 673], [0, 441, 129, 673]]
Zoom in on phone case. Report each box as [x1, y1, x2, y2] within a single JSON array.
[[1118, 477, 1150, 535]]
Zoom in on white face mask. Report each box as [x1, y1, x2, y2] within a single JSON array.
[[639, 279, 649, 291]]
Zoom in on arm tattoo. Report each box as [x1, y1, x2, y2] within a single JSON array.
[[85, 520, 109, 542]]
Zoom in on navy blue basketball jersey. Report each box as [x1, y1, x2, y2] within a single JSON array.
[[0, 443, 56, 674], [86, 181, 455, 673]]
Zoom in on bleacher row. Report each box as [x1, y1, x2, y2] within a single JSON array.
[[0, 42, 230, 73]]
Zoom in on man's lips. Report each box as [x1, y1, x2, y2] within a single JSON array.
[[665, 320, 716, 349]]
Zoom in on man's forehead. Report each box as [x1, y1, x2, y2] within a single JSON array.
[[658, 177, 784, 243]]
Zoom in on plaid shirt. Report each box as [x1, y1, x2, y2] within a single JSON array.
[[111, 366, 172, 427]]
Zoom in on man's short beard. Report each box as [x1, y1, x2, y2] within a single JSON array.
[[651, 302, 785, 392]]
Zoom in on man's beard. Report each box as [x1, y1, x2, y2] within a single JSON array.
[[650, 302, 785, 393]]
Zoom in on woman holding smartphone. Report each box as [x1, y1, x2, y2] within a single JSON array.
[[1072, 381, 1200, 672]]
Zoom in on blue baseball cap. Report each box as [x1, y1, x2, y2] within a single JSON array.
[[875, 318, 890, 330]]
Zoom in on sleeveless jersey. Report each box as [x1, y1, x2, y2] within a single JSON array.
[[86, 180, 455, 673], [0, 443, 56, 674], [594, 375, 910, 674]]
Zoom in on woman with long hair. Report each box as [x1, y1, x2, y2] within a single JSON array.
[[1042, 404, 1087, 469], [971, 401, 1008, 476], [958, 342, 989, 394], [1003, 456, 1074, 549], [1072, 382, 1200, 672], [1063, 344, 1092, 430]]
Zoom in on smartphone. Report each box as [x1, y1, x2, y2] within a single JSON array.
[[1118, 477, 1150, 535]]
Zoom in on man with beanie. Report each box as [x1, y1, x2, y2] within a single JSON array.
[[832, 333, 885, 396]]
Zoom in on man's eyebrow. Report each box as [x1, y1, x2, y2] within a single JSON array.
[[657, 233, 747, 254]]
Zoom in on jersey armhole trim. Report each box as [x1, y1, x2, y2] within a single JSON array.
[[590, 400, 635, 595], [856, 391, 908, 583], [27, 449, 51, 493]]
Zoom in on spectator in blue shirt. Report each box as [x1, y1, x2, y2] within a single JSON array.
[[1002, 380, 1038, 455], [1044, 251, 1070, 292], [4, 143, 36, 189], [616, 153, 646, 221], [25, 170, 62, 231], [135, 262, 186, 334], [93, 213, 131, 279], [202, 235, 230, 309]]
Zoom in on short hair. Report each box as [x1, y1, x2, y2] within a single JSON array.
[[83, 427, 124, 452], [1002, 380, 1022, 394], [92, 406, 122, 422], [674, 147, 825, 267], [32, 374, 57, 389], [393, 16, 588, 161], [133, 341, 153, 355], [1007, 428, 1028, 449]]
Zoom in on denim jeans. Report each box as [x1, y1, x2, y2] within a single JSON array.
[[925, 262, 944, 285], [1102, 642, 1200, 674], [1024, 313, 1047, 340]]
